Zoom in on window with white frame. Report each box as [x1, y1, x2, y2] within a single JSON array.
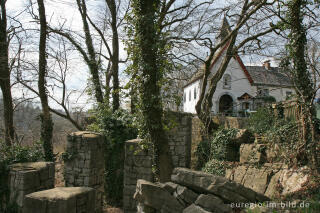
[[189, 90, 191, 101], [194, 88, 197, 99]]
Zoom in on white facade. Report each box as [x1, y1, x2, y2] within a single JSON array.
[[183, 55, 295, 115]]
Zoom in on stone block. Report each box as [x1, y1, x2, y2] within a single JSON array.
[[174, 185, 198, 205], [240, 144, 267, 164], [9, 162, 55, 209], [171, 167, 269, 203], [242, 167, 272, 194], [23, 187, 95, 213], [134, 179, 185, 213], [183, 204, 211, 213], [195, 194, 232, 213], [161, 182, 178, 194]]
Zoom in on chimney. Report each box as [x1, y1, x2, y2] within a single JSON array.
[[263, 60, 271, 70]]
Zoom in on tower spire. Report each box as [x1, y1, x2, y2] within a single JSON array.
[[217, 16, 231, 42]]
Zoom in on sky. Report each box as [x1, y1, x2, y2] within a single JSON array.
[[6, 0, 120, 110], [4, 0, 287, 111]]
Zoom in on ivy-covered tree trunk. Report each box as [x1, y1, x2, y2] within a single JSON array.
[[286, 0, 317, 167], [77, 0, 104, 104], [106, 0, 120, 111], [132, 0, 173, 182], [130, 70, 138, 114], [0, 1, 15, 146], [37, 0, 54, 161]]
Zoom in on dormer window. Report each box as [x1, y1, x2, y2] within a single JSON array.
[[223, 74, 231, 89]]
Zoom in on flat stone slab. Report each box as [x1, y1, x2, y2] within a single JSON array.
[[69, 131, 101, 138], [10, 162, 54, 172], [23, 187, 96, 213]]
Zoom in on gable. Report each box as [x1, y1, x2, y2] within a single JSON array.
[[184, 44, 292, 88], [184, 43, 254, 88]]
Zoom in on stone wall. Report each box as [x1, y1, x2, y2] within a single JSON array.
[[8, 162, 55, 211], [212, 115, 248, 129], [124, 112, 193, 212], [63, 131, 105, 213], [226, 143, 312, 199], [190, 116, 249, 169]]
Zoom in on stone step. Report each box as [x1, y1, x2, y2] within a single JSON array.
[[23, 187, 96, 213]]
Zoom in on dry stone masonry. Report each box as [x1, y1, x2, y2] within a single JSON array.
[[23, 187, 95, 213], [226, 142, 312, 199], [124, 112, 193, 212], [134, 167, 269, 213], [8, 162, 55, 211], [64, 131, 105, 213], [166, 112, 192, 168], [124, 139, 154, 213]]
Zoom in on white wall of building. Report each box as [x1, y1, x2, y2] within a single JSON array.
[[183, 80, 201, 114], [183, 55, 295, 114], [211, 57, 253, 114]]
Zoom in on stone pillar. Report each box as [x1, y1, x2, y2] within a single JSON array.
[[166, 112, 192, 168], [123, 112, 193, 212], [63, 131, 104, 213], [8, 162, 55, 211], [123, 139, 153, 213]]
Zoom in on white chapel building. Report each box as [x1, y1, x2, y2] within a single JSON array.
[[183, 20, 294, 116]]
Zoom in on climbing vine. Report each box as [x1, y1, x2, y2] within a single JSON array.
[[278, 0, 319, 169], [87, 105, 137, 206]]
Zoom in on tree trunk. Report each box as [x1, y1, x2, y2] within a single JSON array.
[[106, 0, 120, 111], [0, 0, 15, 146], [133, 0, 173, 182], [196, 37, 237, 135], [37, 0, 54, 161], [77, 0, 104, 104], [287, 0, 317, 168]]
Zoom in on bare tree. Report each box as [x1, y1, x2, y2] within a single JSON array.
[[37, 0, 54, 161], [48, 0, 130, 109], [106, 0, 120, 111], [76, 0, 104, 104], [0, 0, 15, 145]]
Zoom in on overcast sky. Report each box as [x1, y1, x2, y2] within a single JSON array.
[[5, 0, 282, 111]]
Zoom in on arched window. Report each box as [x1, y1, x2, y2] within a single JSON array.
[[223, 74, 231, 89]]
